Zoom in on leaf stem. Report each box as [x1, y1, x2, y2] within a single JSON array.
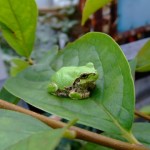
[[135, 110, 150, 121], [122, 130, 141, 144], [102, 105, 140, 144], [66, 118, 79, 128], [27, 58, 34, 65], [0, 99, 148, 150]]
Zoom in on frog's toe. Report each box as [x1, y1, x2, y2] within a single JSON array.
[[47, 83, 58, 93]]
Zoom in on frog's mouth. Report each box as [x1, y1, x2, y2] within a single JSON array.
[[89, 73, 99, 82]]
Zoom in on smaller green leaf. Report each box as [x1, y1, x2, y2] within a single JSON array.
[[10, 58, 29, 76], [0, 0, 38, 57], [82, 0, 112, 25], [136, 40, 150, 72], [0, 110, 50, 150], [136, 64, 150, 72], [0, 110, 71, 150], [0, 87, 19, 104], [6, 129, 66, 150]]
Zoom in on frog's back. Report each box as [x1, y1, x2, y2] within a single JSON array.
[[51, 66, 79, 89], [51, 63, 96, 90]]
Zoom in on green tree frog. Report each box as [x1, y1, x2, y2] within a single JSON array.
[[47, 62, 99, 99]]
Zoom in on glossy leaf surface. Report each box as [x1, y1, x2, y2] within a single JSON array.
[[0, 0, 37, 57], [5, 32, 134, 135]]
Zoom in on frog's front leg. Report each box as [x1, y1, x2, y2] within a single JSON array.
[[69, 90, 90, 100], [47, 82, 58, 94]]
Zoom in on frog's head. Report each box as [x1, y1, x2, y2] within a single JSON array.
[[77, 62, 99, 85]]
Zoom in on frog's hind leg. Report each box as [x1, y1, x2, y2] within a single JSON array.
[[69, 90, 90, 100]]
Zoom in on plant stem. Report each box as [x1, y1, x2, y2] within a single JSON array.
[[0, 99, 148, 150], [135, 110, 150, 121]]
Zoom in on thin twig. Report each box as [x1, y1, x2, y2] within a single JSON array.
[[135, 110, 150, 121], [0, 99, 148, 150]]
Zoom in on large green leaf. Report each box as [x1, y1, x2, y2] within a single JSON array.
[[0, 110, 67, 150], [0, 0, 38, 57], [136, 40, 150, 72], [82, 0, 112, 25], [5, 33, 135, 138]]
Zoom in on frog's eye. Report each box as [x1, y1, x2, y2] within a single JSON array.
[[80, 74, 88, 79]]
